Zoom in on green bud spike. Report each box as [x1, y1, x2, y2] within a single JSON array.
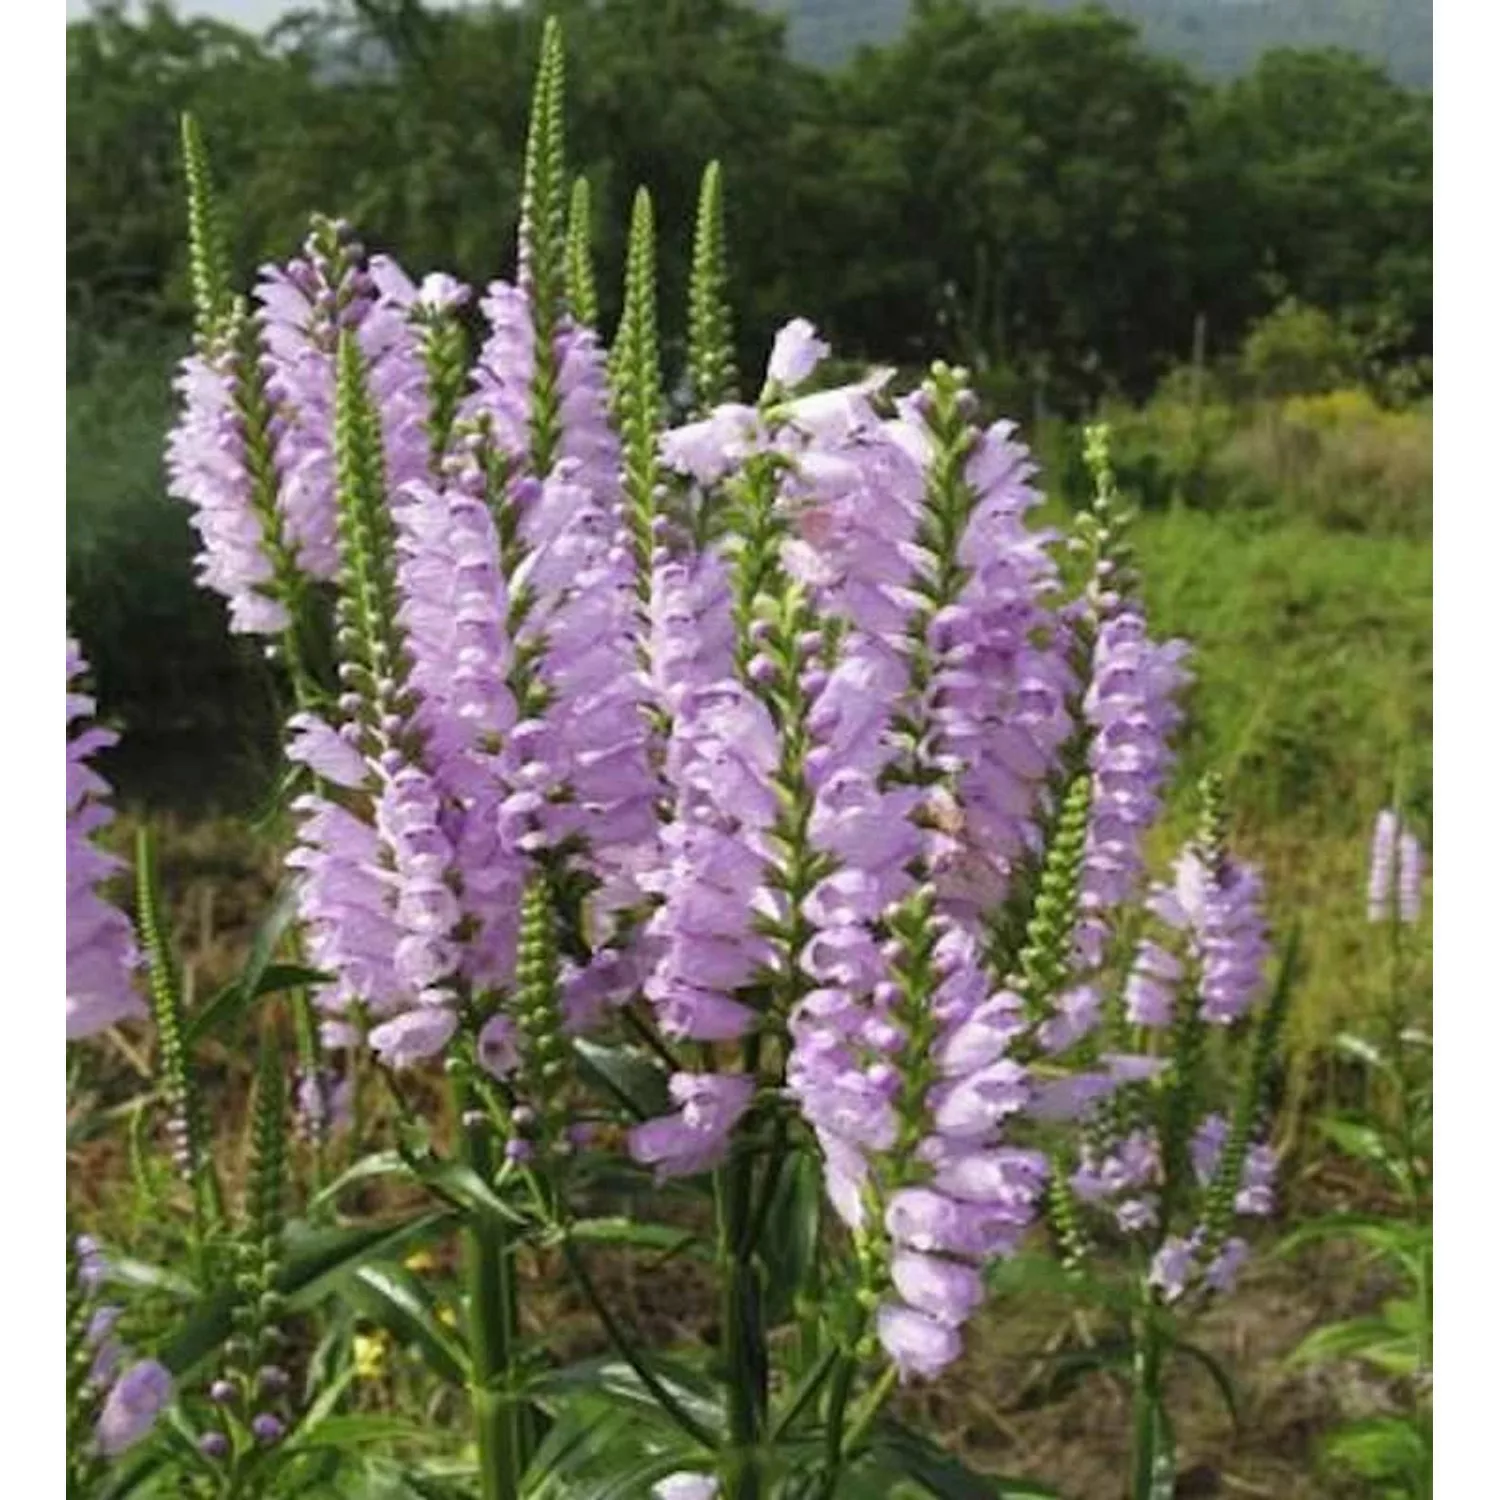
[[517, 17, 569, 476], [1072, 422, 1138, 625], [136, 827, 223, 1240], [520, 16, 568, 339], [419, 307, 470, 471], [514, 875, 568, 1144], [247, 1028, 288, 1263], [180, 113, 232, 350], [565, 175, 599, 330], [333, 330, 407, 748], [686, 160, 737, 414], [1044, 1161, 1092, 1273], [1200, 929, 1299, 1263], [1014, 775, 1093, 1021], [612, 188, 663, 603], [1193, 771, 1231, 883]]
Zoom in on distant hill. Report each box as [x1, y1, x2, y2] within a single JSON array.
[[752, 1, 1432, 89]]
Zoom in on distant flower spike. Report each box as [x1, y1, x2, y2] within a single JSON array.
[[687, 160, 737, 414], [180, 113, 233, 350]]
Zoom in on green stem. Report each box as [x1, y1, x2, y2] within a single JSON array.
[[459, 1084, 526, 1500], [1129, 1305, 1168, 1500], [718, 1036, 769, 1500], [815, 1355, 858, 1500]]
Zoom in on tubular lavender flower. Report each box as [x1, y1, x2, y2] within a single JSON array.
[[1368, 807, 1426, 924], [67, 641, 143, 1039]]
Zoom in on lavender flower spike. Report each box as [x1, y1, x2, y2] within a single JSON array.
[[1397, 831, 1424, 922], [1368, 808, 1425, 925], [1367, 808, 1399, 922], [67, 641, 143, 1039], [95, 1359, 173, 1456]]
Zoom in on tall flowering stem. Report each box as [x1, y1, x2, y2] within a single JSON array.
[[687, 160, 737, 415], [518, 15, 569, 475], [612, 188, 664, 613]]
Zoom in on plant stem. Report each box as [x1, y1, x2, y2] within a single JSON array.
[[719, 1033, 769, 1500], [1129, 1304, 1168, 1500], [459, 1083, 526, 1500]]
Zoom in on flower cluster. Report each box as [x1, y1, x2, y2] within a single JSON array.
[[161, 177, 1273, 1381]]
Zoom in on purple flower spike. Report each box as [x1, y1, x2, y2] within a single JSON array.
[[1397, 830, 1425, 923], [95, 1360, 173, 1456]]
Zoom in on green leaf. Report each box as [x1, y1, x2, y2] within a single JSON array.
[[530, 1355, 725, 1435], [291, 1414, 458, 1452], [863, 1421, 1059, 1498], [759, 1146, 822, 1327], [1330, 1031, 1391, 1075], [1322, 1414, 1431, 1481], [311, 1147, 528, 1235], [567, 1216, 709, 1261], [104, 1256, 200, 1299], [184, 879, 303, 1044], [342, 1262, 471, 1388], [1317, 1116, 1396, 1169], [1287, 1316, 1420, 1376], [522, 1387, 710, 1500], [573, 1037, 671, 1120], [158, 1211, 454, 1377]]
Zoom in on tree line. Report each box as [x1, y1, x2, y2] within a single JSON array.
[[68, 0, 1431, 414]]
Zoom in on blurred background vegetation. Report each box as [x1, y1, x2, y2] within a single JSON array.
[[67, 0, 1430, 1086]]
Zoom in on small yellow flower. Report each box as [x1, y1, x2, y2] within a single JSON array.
[[404, 1250, 438, 1275], [353, 1330, 391, 1381], [437, 1305, 459, 1330]]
